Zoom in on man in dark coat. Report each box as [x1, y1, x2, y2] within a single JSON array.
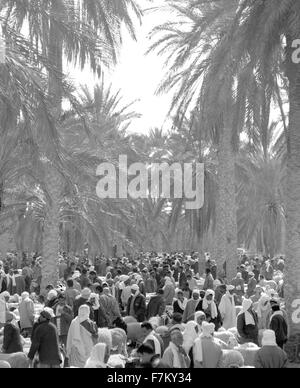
[[269, 300, 288, 348], [2, 312, 23, 354], [237, 299, 259, 345], [127, 284, 146, 322], [28, 309, 62, 368], [146, 289, 166, 320]]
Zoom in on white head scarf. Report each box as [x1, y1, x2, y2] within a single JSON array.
[[240, 299, 255, 325], [98, 328, 113, 354], [78, 304, 90, 323], [193, 322, 215, 364], [84, 343, 107, 368], [21, 292, 30, 301], [183, 321, 198, 354], [47, 290, 58, 301], [256, 293, 270, 318], [202, 289, 218, 319], [262, 330, 277, 347]]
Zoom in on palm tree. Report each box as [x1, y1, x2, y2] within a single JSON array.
[[148, 0, 241, 280], [0, 0, 141, 290]]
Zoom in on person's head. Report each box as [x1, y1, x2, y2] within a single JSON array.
[[58, 294, 66, 306], [205, 268, 211, 275], [236, 272, 242, 279], [194, 311, 206, 327], [176, 289, 184, 301], [89, 271, 97, 279], [192, 289, 200, 300], [205, 289, 215, 303], [226, 285, 235, 295], [39, 307, 55, 323], [131, 284, 140, 296], [137, 341, 155, 364], [223, 350, 245, 368], [170, 328, 184, 347], [0, 291, 10, 303], [201, 321, 215, 338], [242, 298, 253, 312], [67, 279, 74, 288], [47, 289, 58, 301], [6, 311, 16, 323], [98, 328, 112, 356], [46, 284, 54, 292], [248, 272, 254, 278], [172, 312, 183, 324], [141, 322, 153, 339], [270, 299, 280, 312], [262, 330, 277, 347], [81, 288, 91, 300]]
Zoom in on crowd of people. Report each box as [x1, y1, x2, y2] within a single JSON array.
[[0, 251, 289, 368]]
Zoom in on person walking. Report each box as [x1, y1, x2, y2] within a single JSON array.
[[218, 285, 236, 330], [28, 309, 62, 368], [254, 330, 288, 368], [237, 299, 259, 345]]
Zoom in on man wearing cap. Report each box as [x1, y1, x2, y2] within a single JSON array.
[[126, 284, 146, 322], [218, 285, 236, 330], [28, 309, 62, 368]]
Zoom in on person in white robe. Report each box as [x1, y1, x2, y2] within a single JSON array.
[[218, 285, 236, 330], [66, 305, 97, 368]]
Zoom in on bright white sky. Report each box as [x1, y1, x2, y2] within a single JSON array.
[[66, 0, 173, 135]]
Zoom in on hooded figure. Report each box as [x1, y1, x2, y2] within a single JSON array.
[[269, 300, 288, 348], [84, 343, 107, 368], [218, 285, 236, 330], [237, 299, 259, 345], [192, 322, 223, 368], [66, 305, 98, 368], [182, 321, 199, 355], [19, 292, 35, 334], [197, 289, 222, 330], [256, 293, 271, 330], [254, 330, 288, 368]]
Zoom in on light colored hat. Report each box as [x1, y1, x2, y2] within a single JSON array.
[[131, 284, 139, 291], [47, 290, 58, 301], [262, 330, 277, 346], [202, 322, 215, 337], [227, 285, 235, 291], [119, 275, 130, 282], [81, 288, 92, 299]]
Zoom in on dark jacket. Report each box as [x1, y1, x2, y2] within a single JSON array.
[[237, 310, 259, 345], [197, 300, 222, 331], [53, 304, 74, 336], [269, 313, 288, 346], [146, 295, 166, 319], [28, 321, 62, 365], [73, 297, 94, 320], [173, 300, 185, 315], [2, 323, 23, 354], [127, 294, 146, 322]]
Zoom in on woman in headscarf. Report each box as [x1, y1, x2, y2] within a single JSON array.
[[84, 343, 108, 368], [163, 277, 175, 306], [192, 322, 223, 368], [197, 290, 222, 331], [256, 293, 271, 330], [66, 304, 99, 368], [237, 299, 259, 345], [173, 289, 188, 315], [218, 285, 236, 330]]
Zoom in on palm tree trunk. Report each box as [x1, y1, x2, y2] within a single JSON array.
[[284, 34, 300, 359], [41, 0, 63, 292], [214, 120, 238, 282]]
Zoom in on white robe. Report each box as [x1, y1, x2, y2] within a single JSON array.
[[218, 293, 236, 330]]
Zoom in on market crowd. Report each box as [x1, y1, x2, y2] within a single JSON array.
[[0, 251, 289, 368]]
